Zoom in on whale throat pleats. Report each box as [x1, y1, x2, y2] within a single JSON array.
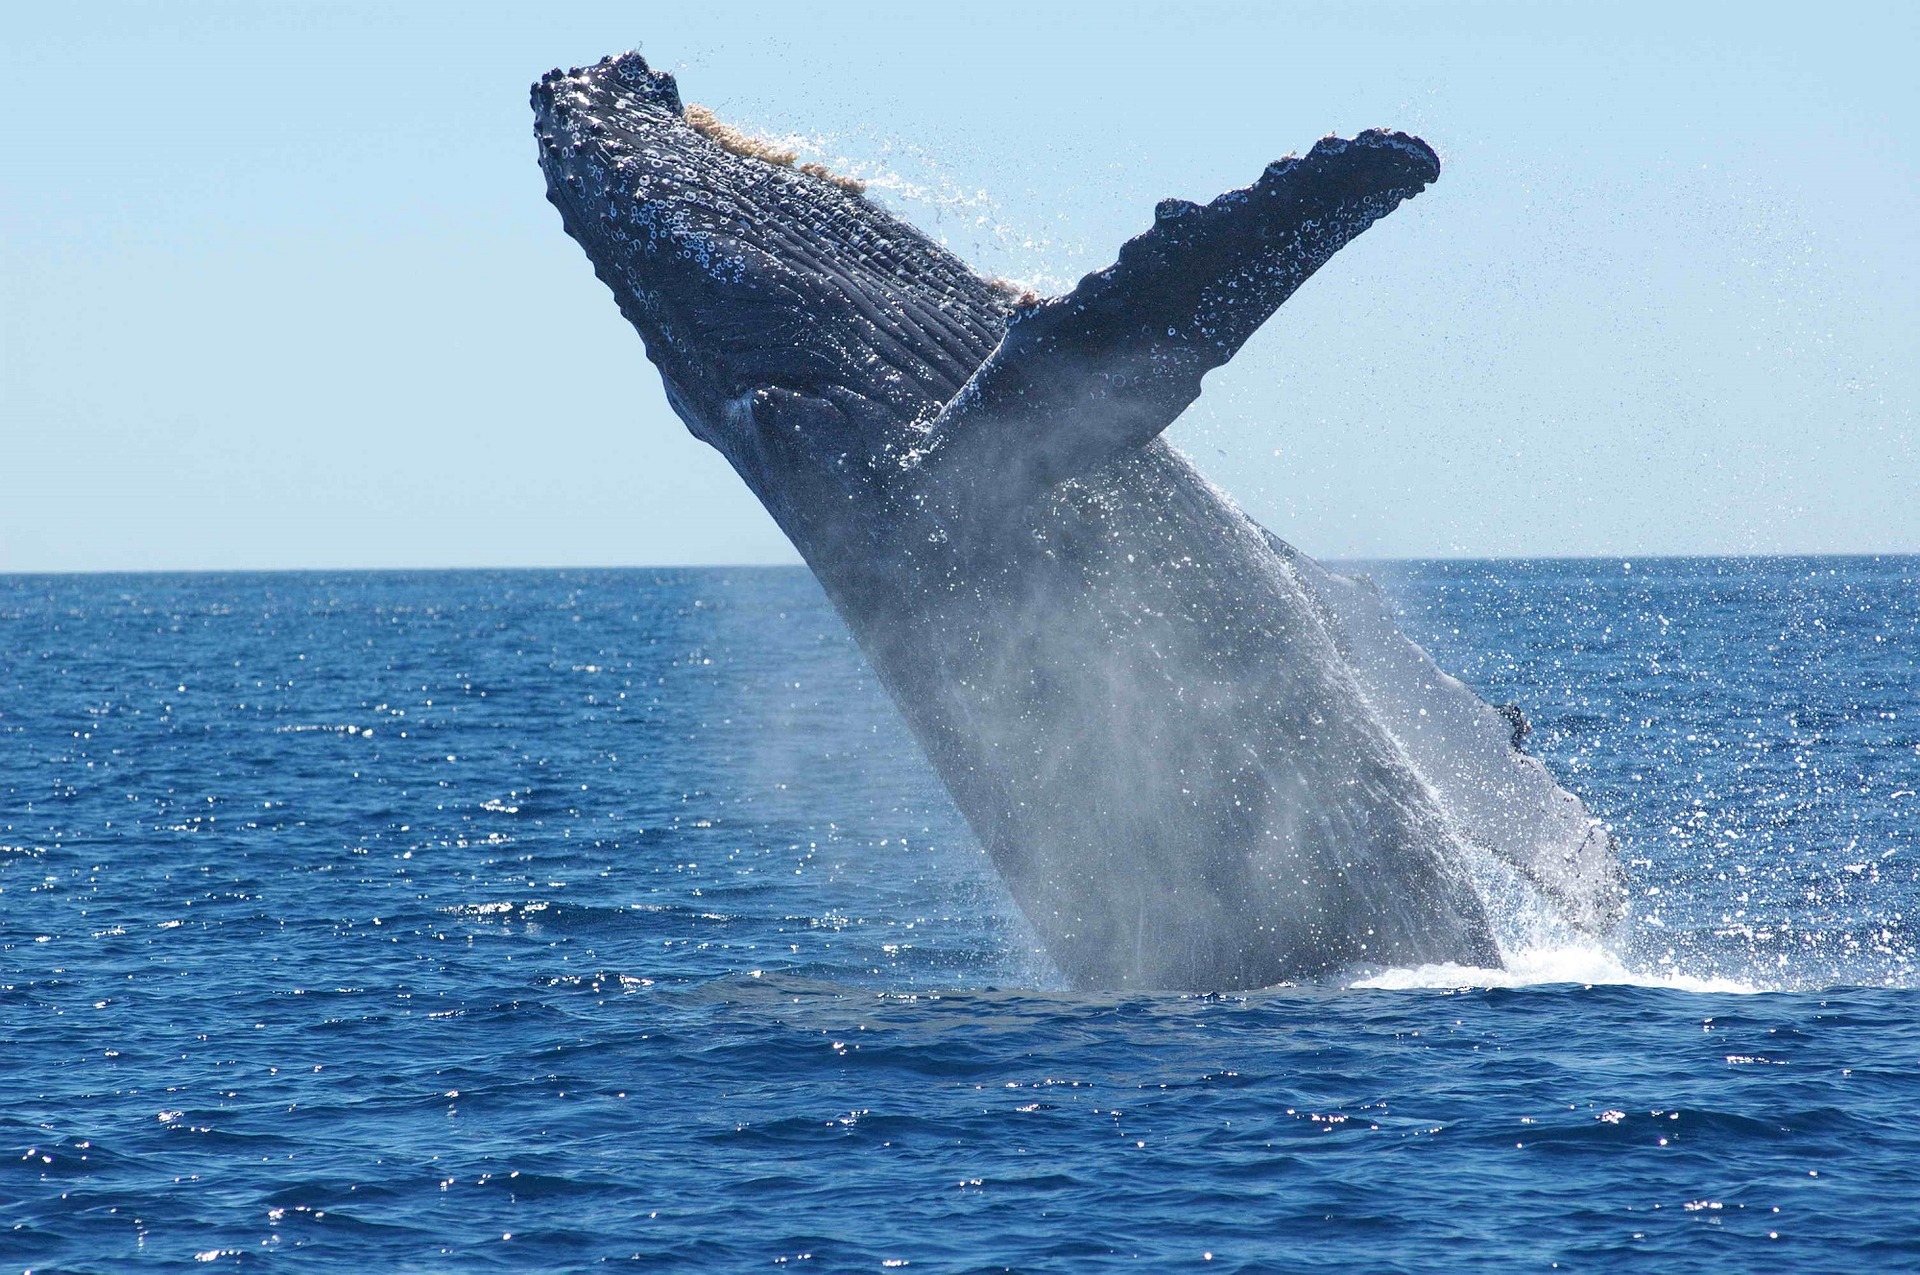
[[921, 131, 1440, 496]]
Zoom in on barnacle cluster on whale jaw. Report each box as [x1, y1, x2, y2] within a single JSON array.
[[682, 103, 869, 195]]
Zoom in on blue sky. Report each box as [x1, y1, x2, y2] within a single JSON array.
[[3, 2, 1914, 571]]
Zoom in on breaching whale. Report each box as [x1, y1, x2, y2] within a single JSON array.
[[532, 52, 1624, 990]]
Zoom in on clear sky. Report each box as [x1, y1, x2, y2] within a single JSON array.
[[3, 1, 1914, 572]]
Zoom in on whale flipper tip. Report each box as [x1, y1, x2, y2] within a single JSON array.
[[924, 130, 1442, 495]]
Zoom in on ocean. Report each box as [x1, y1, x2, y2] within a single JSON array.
[[4, 557, 1916, 1271]]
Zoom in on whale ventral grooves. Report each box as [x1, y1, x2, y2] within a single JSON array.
[[530, 50, 1625, 990]]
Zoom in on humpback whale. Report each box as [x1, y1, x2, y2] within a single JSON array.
[[532, 53, 1624, 990]]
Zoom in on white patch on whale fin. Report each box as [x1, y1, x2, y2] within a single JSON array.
[[920, 132, 1441, 496]]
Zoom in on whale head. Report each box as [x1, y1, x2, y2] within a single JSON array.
[[531, 54, 1012, 535]]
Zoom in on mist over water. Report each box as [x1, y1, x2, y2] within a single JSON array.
[[4, 559, 1916, 1268]]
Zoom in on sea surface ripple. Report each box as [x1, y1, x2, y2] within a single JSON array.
[[3, 558, 1917, 1271]]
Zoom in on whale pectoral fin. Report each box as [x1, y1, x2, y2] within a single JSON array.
[[922, 131, 1439, 494]]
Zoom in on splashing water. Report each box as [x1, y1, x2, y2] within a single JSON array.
[[1365, 553, 1919, 994]]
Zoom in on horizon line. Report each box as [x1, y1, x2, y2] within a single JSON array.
[[4, 548, 1918, 580]]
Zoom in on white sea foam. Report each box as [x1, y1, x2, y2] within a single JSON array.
[[1350, 942, 1762, 994], [1348, 817, 1768, 994]]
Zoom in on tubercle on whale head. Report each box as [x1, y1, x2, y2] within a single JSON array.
[[531, 52, 682, 115]]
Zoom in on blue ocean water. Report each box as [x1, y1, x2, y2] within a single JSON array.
[[3, 557, 1917, 1271]]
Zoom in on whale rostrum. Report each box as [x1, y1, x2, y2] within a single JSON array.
[[532, 52, 1625, 990]]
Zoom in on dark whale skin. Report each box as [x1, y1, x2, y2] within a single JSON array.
[[531, 53, 1622, 989]]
